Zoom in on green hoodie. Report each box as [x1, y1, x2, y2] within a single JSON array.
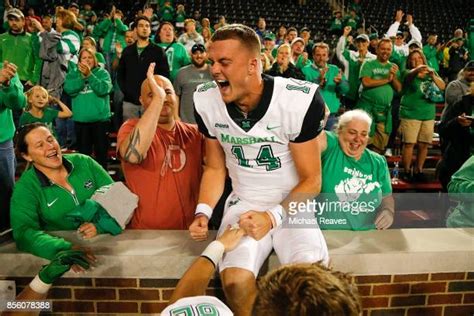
[[10, 154, 113, 260], [92, 18, 128, 54], [63, 64, 112, 123], [0, 70, 26, 143], [0, 31, 40, 83]]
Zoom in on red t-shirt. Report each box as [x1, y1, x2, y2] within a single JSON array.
[[118, 120, 204, 229]]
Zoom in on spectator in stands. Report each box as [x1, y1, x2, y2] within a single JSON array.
[[423, 34, 443, 73], [64, 48, 113, 169], [255, 17, 268, 42], [67, 3, 85, 41], [336, 27, 376, 109], [82, 36, 105, 68], [201, 26, 212, 45], [117, 16, 170, 121], [143, 7, 160, 34], [92, 6, 128, 72], [198, 17, 213, 35], [178, 19, 205, 53], [175, 4, 186, 32], [262, 33, 276, 64], [265, 43, 304, 80], [300, 27, 314, 59], [368, 33, 379, 54], [438, 62, 474, 191], [399, 50, 445, 182], [117, 63, 203, 229], [386, 10, 422, 69], [80, 2, 97, 28], [290, 37, 310, 70], [174, 43, 212, 123], [446, 156, 474, 228], [286, 27, 297, 44], [0, 61, 25, 231], [155, 22, 191, 81], [317, 110, 394, 230], [329, 10, 343, 36], [275, 25, 286, 45], [0, 8, 39, 86], [11, 123, 115, 260], [214, 15, 227, 30], [41, 15, 53, 32], [303, 42, 349, 130], [260, 52, 271, 72], [160, 1, 175, 23], [357, 38, 402, 154], [20, 86, 72, 136], [344, 9, 360, 32], [448, 37, 469, 82]]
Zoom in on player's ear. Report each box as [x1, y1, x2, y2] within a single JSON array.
[[248, 57, 259, 75]]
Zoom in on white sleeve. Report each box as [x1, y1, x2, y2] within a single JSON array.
[[336, 36, 350, 78], [386, 21, 400, 37], [409, 24, 422, 43]]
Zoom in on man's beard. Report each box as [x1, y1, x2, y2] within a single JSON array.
[[192, 59, 206, 68]]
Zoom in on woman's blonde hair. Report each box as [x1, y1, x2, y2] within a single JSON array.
[[56, 6, 83, 31], [78, 48, 98, 68], [25, 85, 49, 111]]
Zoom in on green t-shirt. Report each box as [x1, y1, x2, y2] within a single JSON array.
[[156, 42, 191, 81], [318, 131, 392, 230], [358, 59, 400, 110], [400, 70, 438, 120], [19, 108, 59, 136], [176, 11, 186, 23]]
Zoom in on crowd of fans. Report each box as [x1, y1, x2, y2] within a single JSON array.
[[0, 0, 472, 313]]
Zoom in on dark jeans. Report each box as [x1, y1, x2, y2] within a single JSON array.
[[75, 121, 110, 170], [0, 140, 15, 231], [56, 93, 75, 148], [387, 95, 401, 150]]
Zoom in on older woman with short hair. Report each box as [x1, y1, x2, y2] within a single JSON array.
[[316, 110, 394, 230]]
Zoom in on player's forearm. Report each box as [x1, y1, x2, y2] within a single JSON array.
[[281, 175, 321, 211], [118, 102, 162, 164], [197, 166, 226, 211]]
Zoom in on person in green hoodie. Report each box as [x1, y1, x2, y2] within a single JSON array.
[[446, 156, 474, 228], [0, 61, 26, 231], [64, 48, 113, 169], [10, 123, 115, 260], [92, 7, 128, 73]]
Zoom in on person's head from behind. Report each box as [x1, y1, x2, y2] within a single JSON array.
[[158, 22, 175, 43], [125, 30, 136, 46], [376, 38, 392, 62], [313, 42, 329, 67], [25, 85, 49, 112], [140, 75, 177, 125], [56, 6, 81, 32], [135, 16, 151, 40], [336, 109, 372, 160], [15, 123, 62, 169], [7, 9, 25, 33], [79, 48, 98, 69], [253, 262, 361, 316], [406, 49, 427, 70], [208, 24, 262, 104]]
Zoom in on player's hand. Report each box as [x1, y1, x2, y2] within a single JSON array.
[[38, 249, 90, 284], [146, 63, 166, 105], [0, 61, 17, 84], [70, 246, 97, 273], [395, 10, 404, 23], [217, 225, 245, 252], [375, 209, 394, 230], [343, 26, 352, 37], [457, 114, 472, 127], [239, 211, 272, 241], [78, 222, 98, 239], [189, 215, 209, 241]]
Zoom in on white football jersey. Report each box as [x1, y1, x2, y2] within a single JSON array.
[[194, 76, 324, 206], [161, 295, 233, 315]]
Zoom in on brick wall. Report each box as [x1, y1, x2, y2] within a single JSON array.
[[4, 272, 474, 315]]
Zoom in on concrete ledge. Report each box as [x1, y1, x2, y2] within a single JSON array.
[[0, 228, 472, 278]]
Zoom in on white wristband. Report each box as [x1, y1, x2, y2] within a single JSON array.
[[200, 240, 225, 267], [29, 275, 52, 294], [267, 204, 285, 228], [195, 203, 213, 219]]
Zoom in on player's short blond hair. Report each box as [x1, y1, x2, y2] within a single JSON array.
[[211, 24, 261, 57], [253, 262, 361, 316]]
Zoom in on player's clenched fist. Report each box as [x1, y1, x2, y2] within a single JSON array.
[[189, 215, 209, 241], [239, 211, 272, 240]]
